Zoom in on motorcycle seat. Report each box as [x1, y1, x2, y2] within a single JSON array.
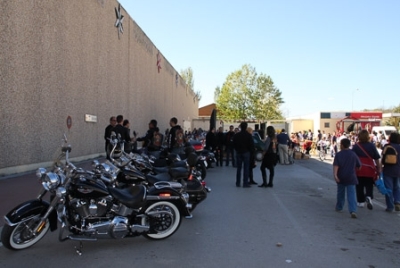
[[146, 172, 172, 185], [152, 166, 169, 174], [108, 185, 146, 208], [169, 167, 189, 179]]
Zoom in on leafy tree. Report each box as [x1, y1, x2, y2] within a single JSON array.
[[215, 64, 284, 121], [214, 86, 220, 102], [384, 103, 400, 128], [181, 67, 201, 101]]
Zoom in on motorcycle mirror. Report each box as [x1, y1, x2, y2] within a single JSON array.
[[92, 160, 100, 169]]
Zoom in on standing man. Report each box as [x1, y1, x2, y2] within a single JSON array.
[[225, 125, 236, 167], [113, 115, 131, 152], [104, 116, 116, 160], [233, 122, 255, 188], [215, 127, 225, 167], [167, 117, 183, 153], [277, 129, 291, 165]]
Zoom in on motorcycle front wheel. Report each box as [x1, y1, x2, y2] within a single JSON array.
[[1, 217, 49, 250], [141, 201, 181, 240]]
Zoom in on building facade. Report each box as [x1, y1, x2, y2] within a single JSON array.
[[0, 0, 199, 175]]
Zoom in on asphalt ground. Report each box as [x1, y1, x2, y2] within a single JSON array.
[[0, 156, 399, 267]]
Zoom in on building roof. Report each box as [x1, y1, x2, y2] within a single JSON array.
[[199, 103, 216, 117]]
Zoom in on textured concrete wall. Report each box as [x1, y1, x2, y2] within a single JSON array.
[[0, 0, 199, 174]]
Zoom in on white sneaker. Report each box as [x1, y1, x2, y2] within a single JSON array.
[[366, 196, 373, 210], [357, 202, 365, 208]]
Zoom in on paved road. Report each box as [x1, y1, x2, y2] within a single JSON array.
[[1, 158, 399, 267]]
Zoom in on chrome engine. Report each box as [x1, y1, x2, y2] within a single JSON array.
[[69, 197, 150, 239]]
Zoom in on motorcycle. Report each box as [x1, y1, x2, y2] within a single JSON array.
[[104, 135, 210, 211], [1, 135, 191, 252]]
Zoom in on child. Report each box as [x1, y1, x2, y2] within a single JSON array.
[[333, 138, 361, 218]]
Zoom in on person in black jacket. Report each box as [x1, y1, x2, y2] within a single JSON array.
[[104, 116, 116, 160], [137, 119, 158, 150], [205, 128, 217, 151], [233, 122, 255, 188], [113, 115, 131, 153], [215, 127, 225, 167], [225, 125, 236, 167], [259, 126, 278, 187], [168, 117, 182, 153]]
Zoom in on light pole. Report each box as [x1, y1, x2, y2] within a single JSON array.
[[352, 89, 359, 111]]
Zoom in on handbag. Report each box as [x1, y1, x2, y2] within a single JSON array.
[[355, 143, 378, 180], [375, 173, 392, 195]]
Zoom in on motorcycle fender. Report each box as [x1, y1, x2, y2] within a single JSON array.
[[146, 188, 191, 217], [4, 199, 58, 232]]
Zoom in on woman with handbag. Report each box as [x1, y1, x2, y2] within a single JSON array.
[[259, 126, 278, 188], [352, 130, 382, 209]]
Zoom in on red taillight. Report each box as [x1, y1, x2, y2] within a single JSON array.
[[201, 181, 206, 187], [159, 193, 171, 197], [193, 144, 203, 151]]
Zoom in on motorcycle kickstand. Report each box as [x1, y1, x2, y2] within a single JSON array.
[[75, 241, 83, 256]]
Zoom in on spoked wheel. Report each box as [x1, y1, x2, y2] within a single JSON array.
[[141, 201, 181, 240], [1, 216, 49, 250]]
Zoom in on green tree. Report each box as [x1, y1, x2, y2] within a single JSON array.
[[214, 86, 220, 102], [180, 67, 201, 101], [215, 64, 284, 121], [384, 103, 400, 128]]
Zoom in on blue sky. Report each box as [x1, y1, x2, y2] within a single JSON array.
[[118, 0, 400, 117]]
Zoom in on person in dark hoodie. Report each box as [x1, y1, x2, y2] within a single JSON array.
[[233, 122, 255, 188], [168, 117, 183, 153]]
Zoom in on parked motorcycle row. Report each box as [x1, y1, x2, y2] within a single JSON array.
[[1, 133, 212, 254]]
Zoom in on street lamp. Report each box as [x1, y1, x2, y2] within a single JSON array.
[[352, 89, 359, 111]]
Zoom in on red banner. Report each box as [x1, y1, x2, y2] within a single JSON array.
[[350, 112, 382, 119]]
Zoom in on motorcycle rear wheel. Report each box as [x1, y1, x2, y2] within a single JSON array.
[[141, 201, 181, 240], [1, 217, 49, 250]]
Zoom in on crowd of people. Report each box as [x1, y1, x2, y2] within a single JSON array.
[[333, 130, 400, 218], [104, 117, 400, 218], [104, 115, 190, 160], [203, 123, 292, 189]]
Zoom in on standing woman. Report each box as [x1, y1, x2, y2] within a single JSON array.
[[382, 132, 400, 212], [352, 130, 382, 209], [259, 126, 277, 188]]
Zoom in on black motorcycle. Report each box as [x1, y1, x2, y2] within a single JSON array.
[[1, 135, 191, 251], [105, 136, 210, 211]]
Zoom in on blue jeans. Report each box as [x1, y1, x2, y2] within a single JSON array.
[[336, 184, 357, 214], [383, 175, 400, 210], [236, 152, 250, 186], [226, 146, 235, 166]]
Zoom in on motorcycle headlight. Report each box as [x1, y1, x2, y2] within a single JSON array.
[[41, 172, 60, 191]]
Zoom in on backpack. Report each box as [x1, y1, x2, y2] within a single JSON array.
[[382, 145, 398, 165], [174, 128, 185, 147], [153, 133, 162, 147]]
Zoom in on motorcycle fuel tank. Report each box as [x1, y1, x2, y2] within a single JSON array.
[[69, 176, 110, 198]]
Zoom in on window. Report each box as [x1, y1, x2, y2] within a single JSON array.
[[324, 122, 330, 128], [320, 113, 331, 119]]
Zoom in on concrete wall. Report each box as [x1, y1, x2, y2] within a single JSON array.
[[0, 0, 199, 175]]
